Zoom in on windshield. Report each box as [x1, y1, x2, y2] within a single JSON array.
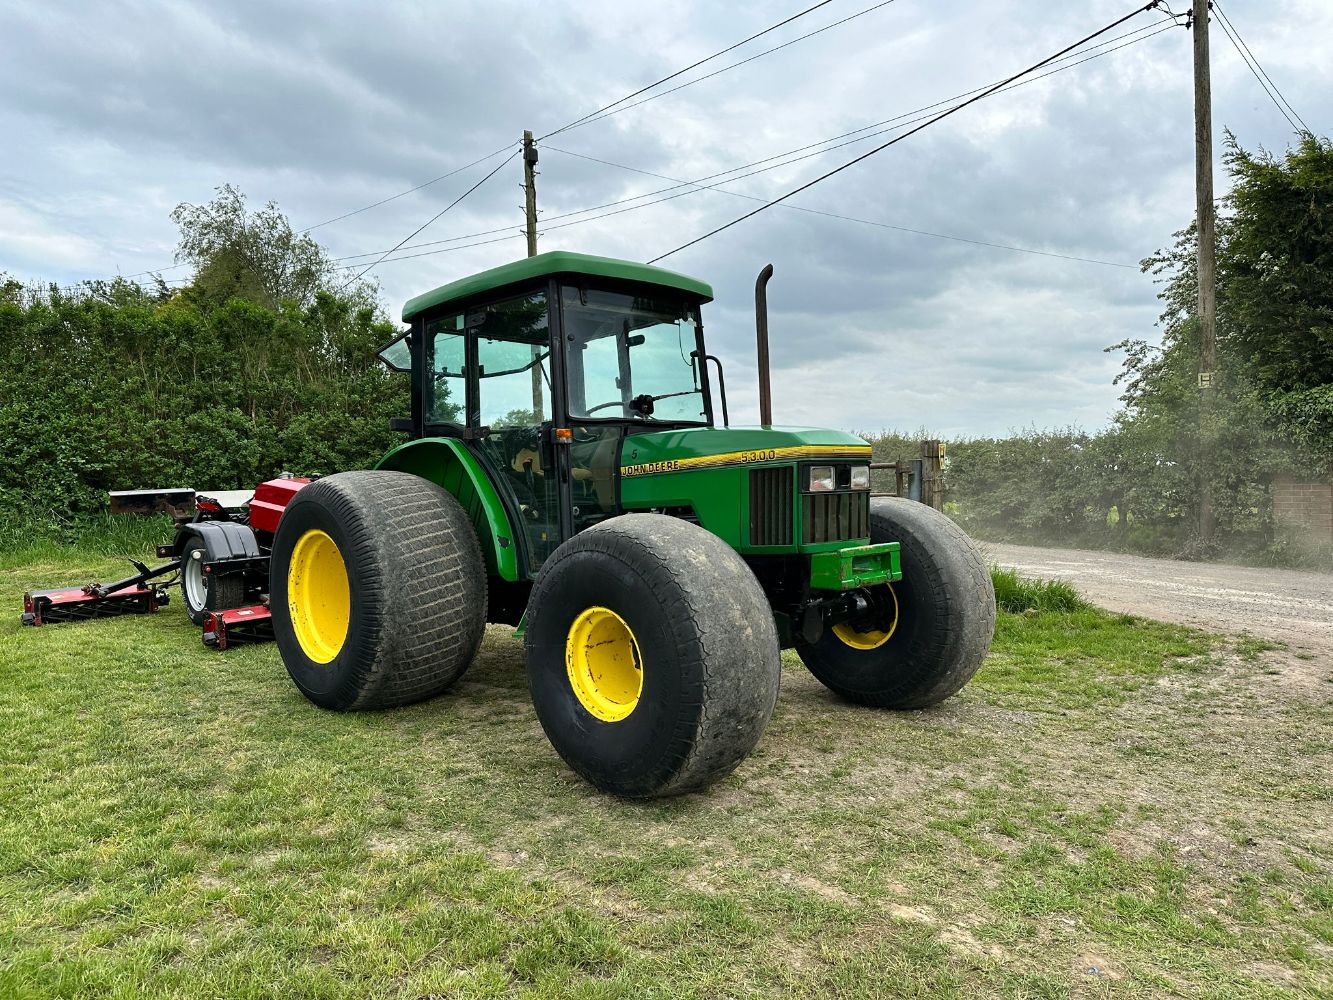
[[561, 286, 707, 423]]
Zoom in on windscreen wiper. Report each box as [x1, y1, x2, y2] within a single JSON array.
[[628, 390, 698, 418]]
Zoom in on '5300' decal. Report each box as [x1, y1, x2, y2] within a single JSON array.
[[620, 445, 870, 477]]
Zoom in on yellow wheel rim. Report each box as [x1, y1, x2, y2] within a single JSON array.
[[565, 606, 643, 723], [832, 584, 899, 651], [288, 529, 350, 664]]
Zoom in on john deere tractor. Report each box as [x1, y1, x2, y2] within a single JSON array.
[[269, 251, 995, 797]]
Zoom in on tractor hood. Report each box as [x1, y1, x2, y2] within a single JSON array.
[[619, 426, 871, 479]]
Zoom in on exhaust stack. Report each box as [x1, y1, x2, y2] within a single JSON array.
[[755, 263, 774, 426]]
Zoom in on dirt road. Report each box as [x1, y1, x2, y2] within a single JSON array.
[[986, 542, 1333, 658]]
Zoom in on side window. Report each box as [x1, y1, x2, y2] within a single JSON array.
[[426, 314, 465, 424], [473, 293, 550, 428]]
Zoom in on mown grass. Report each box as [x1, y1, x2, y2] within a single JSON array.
[[0, 540, 1329, 998]]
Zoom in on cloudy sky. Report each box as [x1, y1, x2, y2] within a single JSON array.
[[2, 0, 1327, 435]]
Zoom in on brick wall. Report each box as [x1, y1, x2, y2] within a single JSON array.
[[1273, 477, 1333, 543]]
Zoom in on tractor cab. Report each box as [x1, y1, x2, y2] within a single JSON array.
[[377, 251, 719, 574]]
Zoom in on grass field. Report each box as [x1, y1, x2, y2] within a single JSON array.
[[1, 533, 1330, 999]]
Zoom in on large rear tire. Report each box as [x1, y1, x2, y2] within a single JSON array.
[[796, 498, 994, 708], [270, 471, 486, 711], [524, 514, 781, 798]]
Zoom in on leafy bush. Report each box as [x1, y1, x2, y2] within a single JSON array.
[[0, 278, 407, 533]]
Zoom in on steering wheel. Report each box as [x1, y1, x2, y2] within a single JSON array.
[[583, 399, 627, 416]]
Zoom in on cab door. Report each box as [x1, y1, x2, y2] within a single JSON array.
[[463, 292, 565, 572]]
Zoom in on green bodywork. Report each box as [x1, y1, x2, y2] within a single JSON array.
[[618, 425, 899, 590], [376, 437, 521, 582], [402, 251, 714, 323], [619, 425, 870, 552]]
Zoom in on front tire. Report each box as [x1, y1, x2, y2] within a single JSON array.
[[270, 471, 486, 711], [796, 498, 995, 708], [524, 515, 781, 798]]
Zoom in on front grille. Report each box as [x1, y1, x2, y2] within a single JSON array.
[[803, 491, 870, 543], [749, 467, 794, 546]]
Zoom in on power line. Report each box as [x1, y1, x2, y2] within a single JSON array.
[[63, 149, 519, 285], [539, 0, 835, 140], [340, 150, 519, 288], [56, 0, 922, 285], [332, 232, 526, 271], [57, 5, 850, 285], [544, 146, 1137, 268], [649, 1, 1167, 263], [1211, 0, 1310, 134], [66, 13, 1176, 289], [328, 224, 521, 263], [334, 19, 1177, 272], [546, 0, 903, 139], [309, 1, 854, 236], [1213, 13, 1297, 132], [539, 17, 1181, 229], [300, 143, 517, 233]]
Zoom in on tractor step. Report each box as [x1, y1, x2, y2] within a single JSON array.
[[202, 604, 273, 650], [22, 584, 170, 625]]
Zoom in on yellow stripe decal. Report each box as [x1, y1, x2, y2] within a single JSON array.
[[621, 445, 871, 478]]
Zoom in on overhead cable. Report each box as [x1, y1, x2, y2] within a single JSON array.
[[648, 2, 1169, 262], [543, 0, 903, 138], [1211, 0, 1310, 134], [539, 0, 836, 140], [339, 150, 519, 287], [543, 147, 1137, 268], [301, 143, 518, 233], [334, 19, 1179, 271]]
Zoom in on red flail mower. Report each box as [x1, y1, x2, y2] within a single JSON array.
[[21, 476, 311, 649]]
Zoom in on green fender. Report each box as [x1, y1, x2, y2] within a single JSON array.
[[375, 437, 520, 582]]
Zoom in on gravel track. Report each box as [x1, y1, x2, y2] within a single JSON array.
[[985, 542, 1333, 659]]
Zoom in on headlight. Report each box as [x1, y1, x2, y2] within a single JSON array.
[[850, 465, 871, 490], [808, 465, 835, 492]]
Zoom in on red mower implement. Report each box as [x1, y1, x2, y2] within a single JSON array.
[[20, 476, 310, 647]]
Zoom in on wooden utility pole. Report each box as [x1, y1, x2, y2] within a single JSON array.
[[522, 130, 539, 257], [1193, 0, 1218, 544], [522, 130, 543, 417]]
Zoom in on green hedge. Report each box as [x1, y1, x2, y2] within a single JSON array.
[[0, 280, 407, 530]]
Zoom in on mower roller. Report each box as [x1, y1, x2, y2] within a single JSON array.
[[21, 559, 177, 625]]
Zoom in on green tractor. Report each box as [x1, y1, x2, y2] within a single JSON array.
[[269, 251, 995, 797]]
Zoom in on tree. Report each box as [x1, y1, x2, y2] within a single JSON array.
[[171, 184, 337, 310], [1219, 133, 1333, 466], [1100, 132, 1332, 556]]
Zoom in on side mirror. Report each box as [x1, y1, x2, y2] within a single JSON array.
[[389, 417, 412, 433]]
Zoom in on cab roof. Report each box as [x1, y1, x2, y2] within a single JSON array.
[[400, 250, 714, 322]]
